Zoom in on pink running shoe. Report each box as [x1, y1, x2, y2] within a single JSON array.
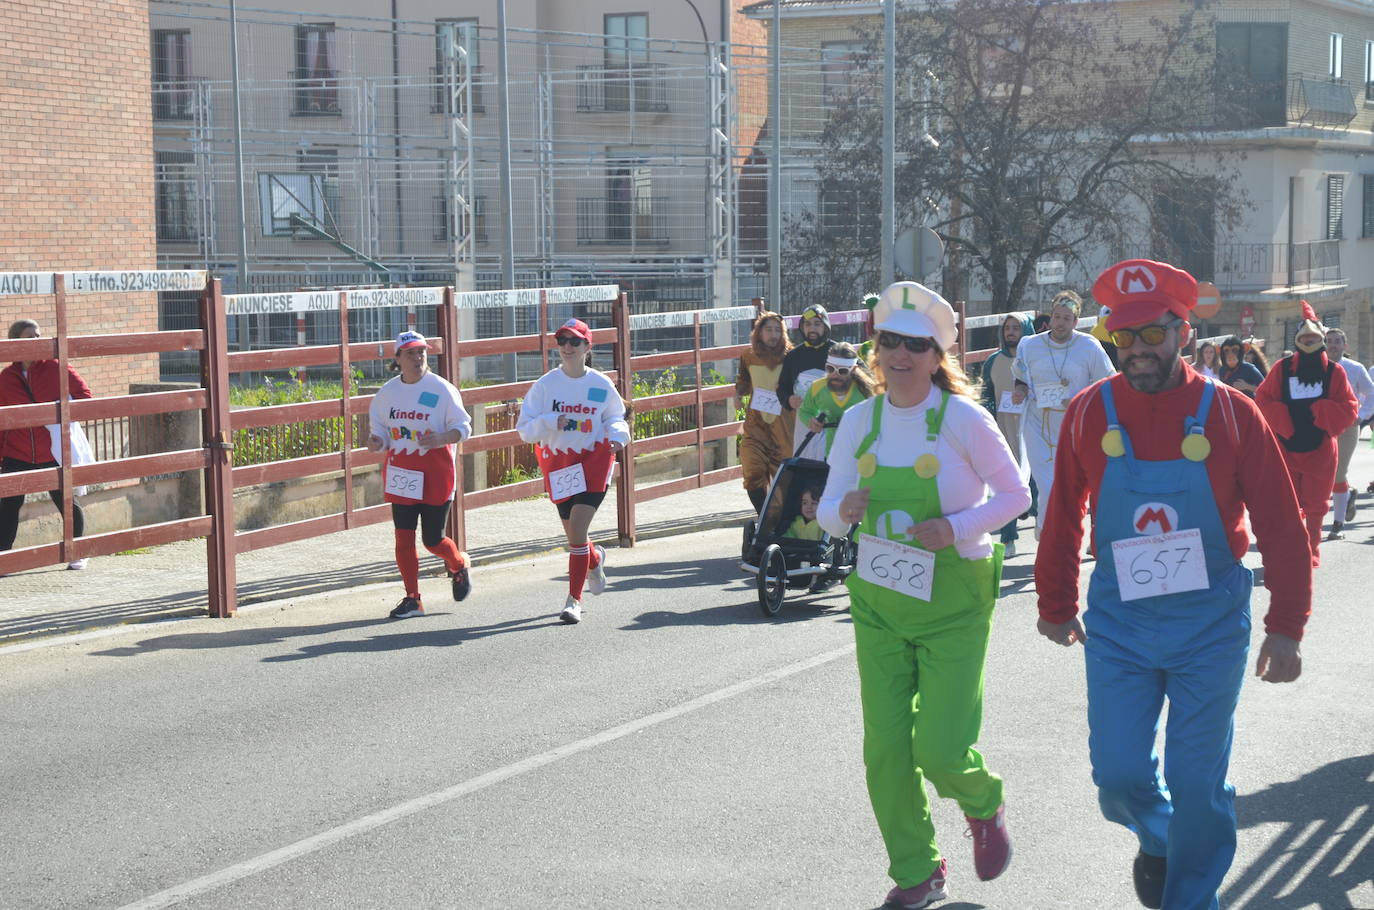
[[966, 804, 1012, 881], [884, 858, 948, 909]]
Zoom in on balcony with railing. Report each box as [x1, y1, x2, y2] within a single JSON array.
[[1213, 240, 1344, 293], [429, 65, 485, 115], [576, 63, 669, 113], [152, 78, 204, 121], [290, 69, 341, 116], [576, 197, 669, 246], [1213, 74, 1357, 130]]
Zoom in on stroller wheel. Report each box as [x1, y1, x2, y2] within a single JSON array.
[[757, 544, 787, 617], [741, 519, 757, 563]]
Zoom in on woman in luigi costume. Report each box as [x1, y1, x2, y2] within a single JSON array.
[[818, 282, 1030, 909]]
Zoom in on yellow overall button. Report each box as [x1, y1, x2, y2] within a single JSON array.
[[1101, 429, 1125, 458], [1181, 434, 1211, 462], [914, 454, 941, 479], [858, 452, 878, 478]]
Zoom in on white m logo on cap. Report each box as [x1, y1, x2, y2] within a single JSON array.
[[1117, 266, 1157, 294]]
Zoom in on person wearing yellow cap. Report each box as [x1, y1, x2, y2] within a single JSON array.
[[1254, 302, 1360, 566], [1035, 259, 1311, 910], [1011, 289, 1114, 538], [818, 282, 1029, 909], [777, 304, 835, 456]]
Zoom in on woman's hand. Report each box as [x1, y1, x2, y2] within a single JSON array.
[[611, 440, 624, 453], [839, 488, 870, 525], [366, 434, 385, 453], [908, 517, 954, 550]]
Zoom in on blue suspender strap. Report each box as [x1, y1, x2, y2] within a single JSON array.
[[1184, 378, 1216, 438], [1100, 381, 1138, 466]]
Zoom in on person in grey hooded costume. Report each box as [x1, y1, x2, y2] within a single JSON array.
[[980, 312, 1036, 557]]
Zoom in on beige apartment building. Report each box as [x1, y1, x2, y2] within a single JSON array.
[[746, 0, 1374, 356], [149, 0, 772, 351]]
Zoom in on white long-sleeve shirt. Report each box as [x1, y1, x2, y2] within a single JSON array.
[[516, 367, 631, 452], [1337, 356, 1374, 421], [818, 389, 1031, 559]]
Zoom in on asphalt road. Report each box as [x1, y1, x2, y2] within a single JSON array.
[[2, 521, 1372, 910]]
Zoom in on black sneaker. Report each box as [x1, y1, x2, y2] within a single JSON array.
[[449, 564, 472, 602], [389, 596, 424, 619], [1132, 850, 1166, 909]]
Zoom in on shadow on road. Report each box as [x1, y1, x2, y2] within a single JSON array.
[[258, 613, 560, 662], [1222, 752, 1374, 909]]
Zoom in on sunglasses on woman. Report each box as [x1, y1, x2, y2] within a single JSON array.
[[876, 332, 934, 354], [555, 335, 586, 347], [1107, 320, 1180, 348]]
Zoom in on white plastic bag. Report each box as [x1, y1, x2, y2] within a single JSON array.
[[46, 422, 95, 496]]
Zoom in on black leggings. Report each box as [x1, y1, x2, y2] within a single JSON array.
[[390, 501, 452, 548], [0, 457, 85, 551], [555, 490, 606, 520]]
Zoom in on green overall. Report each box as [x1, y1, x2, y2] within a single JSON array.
[[846, 392, 1005, 888]]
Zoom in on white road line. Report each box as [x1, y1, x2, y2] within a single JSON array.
[[118, 643, 856, 909]]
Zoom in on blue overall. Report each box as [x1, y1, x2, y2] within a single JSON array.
[[1085, 380, 1253, 910]]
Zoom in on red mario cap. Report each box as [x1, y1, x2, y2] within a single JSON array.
[[1091, 259, 1197, 331], [554, 318, 593, 343]]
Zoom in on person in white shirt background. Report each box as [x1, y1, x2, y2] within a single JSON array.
[[517, 319, 630, 624], [1324, 327, 1374, 537], [366, 331, 473, 619], [1011, 290, 1115, 538], [818, 282, 1029, 909]]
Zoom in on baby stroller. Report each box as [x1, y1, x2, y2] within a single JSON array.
[[740, 429, 858, 617]]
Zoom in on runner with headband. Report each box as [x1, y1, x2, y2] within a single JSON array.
[[366, 331, 473, 618], [795, 341, 874, 460], [819, 282, 1029, 909], [517, 318, 630, 624]]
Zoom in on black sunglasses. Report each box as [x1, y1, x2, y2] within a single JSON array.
[[555, 335, 586, 347], [877, 332, 935, 354]]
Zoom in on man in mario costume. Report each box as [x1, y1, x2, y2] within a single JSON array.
[[1254, 302, 1359, 566], [1034, 259, 1311, 910]]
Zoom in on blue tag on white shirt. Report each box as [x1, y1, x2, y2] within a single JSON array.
[[417, 391, 440, 408], [587, 387, 608, 402]]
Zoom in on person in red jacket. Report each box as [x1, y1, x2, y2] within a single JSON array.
[[1, 318, 94, 569], [1254, 302, 1360, 566], [1035, 259, 1310, 910]]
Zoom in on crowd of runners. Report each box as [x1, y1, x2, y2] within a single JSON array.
[[4, 256, 1370, 910]]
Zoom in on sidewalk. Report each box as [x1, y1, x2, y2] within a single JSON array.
[[0, 482, 755, 645]]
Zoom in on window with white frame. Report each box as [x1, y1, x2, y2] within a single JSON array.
[[1330, 33, 1343, 79], [822, 41, 867, 103], [258, 149, 339, 238]]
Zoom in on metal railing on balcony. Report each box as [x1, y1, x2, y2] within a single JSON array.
[[429, 65, 485, 115], [1287, 74, 1357, 128], [152, 78, 203, 121], [576, 63, 669, 113], [1212, 239, 1343, 291], [290, 69, 341, 116], [576, 197, 670, 246], [1209, 73, 1357, 130]]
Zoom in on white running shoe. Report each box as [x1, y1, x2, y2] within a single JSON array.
[[587, 545, 607, 595], [67, 559, 88, 570], [560, 595, 582, 624]]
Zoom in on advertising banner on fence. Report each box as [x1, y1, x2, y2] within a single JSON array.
[[0, 270, 208, 297]]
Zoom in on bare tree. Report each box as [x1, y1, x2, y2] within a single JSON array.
[[782, 0, 1246, 313]]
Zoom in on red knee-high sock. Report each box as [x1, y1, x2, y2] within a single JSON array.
[[568, 544, 590, 599], [588, 543, 602, 569], [394, 529, 421, 598], [425, 537, 467, 573]]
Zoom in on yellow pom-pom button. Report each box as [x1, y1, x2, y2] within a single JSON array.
[[1101, 429, 1125, 458], [914, 454, 941, 479], [1181, 434, 1211, 462], [858, 452, 878, 478]]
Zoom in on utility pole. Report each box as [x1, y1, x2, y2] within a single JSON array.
[[768, 0, 781, 310], [228, 0, 248, 294], [496, 0, 517, 380], [881, 0, 896, 288]]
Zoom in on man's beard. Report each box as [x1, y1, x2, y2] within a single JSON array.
[[1122, 349, 1180, 393], [804, 330, 825, 345], [827, 377, 851, 394]]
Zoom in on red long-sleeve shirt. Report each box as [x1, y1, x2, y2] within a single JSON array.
[[1035, 363, 1312, 641], [0, 360, 94, 464]]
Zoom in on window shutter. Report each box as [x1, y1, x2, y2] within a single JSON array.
[[1327, 175, 1345, 240], [1363, 175, 1374, 237]]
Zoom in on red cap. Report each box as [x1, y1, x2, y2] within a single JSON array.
[[1091, 259, 1197, 331], [553, 318, 593, 343]]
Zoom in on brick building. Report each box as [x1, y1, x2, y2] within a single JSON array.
[[0, 0, 160, 392]]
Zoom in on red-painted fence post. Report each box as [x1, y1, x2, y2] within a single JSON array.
[[613, 292, 636, 547], [339, 291, 355, 529], [693, 314, 705, 483], [201, 277, 237, 618], [53, 274, 76, 566]]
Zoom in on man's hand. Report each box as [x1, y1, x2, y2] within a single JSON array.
[[1012, 386, 1027, 405], [1037, 616, 1087, 647], [807, 417, 825, 432], [1255, 633, 1302, 683], [909, 518, 954, 551], [839, 488, 871, 525], [788, 394, 802, 409], [1232, 379, 1256, 393]]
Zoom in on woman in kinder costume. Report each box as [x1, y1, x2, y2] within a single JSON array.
[[517, 318, 630, 625], [735, 310, 793, 513], [366, 331, 474, 619], [818, 283, 1029, 910]]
